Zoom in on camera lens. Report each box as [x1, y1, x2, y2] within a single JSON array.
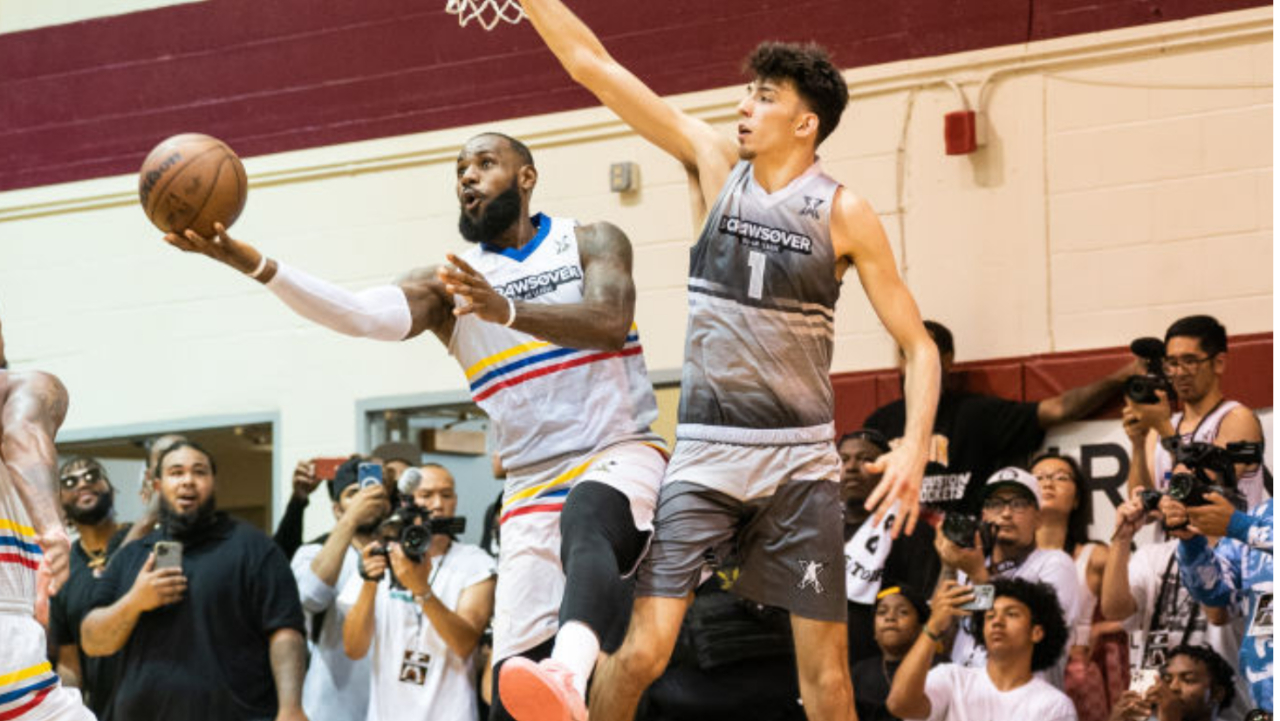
[[401, 524, 432, 559], [1167, 472, 1196, 502]]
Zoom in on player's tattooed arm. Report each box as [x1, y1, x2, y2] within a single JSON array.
[[1, 371, 72, 594], [395, 266, 456, 344], [518, 0, 736, 189], [437, 222, 637, 351], [832, 189, 940, 538]]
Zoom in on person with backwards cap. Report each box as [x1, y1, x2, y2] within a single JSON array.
[[291, 457, 392, 721], [934, 466, 1082, 686]]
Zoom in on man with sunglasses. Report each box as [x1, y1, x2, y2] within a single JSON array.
[[49, 457, 133, 718], [1124, 315, 1266, 509], [934, 467, 1082, 687]]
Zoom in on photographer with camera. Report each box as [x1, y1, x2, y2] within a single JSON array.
[[1167, 476, 1272, 713], [887, 578, 1076, 721], [292, 456, 391, 721], [1099, 489, 1251, 720], [340, 463, 496, 721], [935, 467, 1082, 687], [1123, 316, 1266, 510]]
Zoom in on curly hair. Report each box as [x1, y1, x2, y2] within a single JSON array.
[[745, 42, 848, 146], [1166, 643, 1236, 710], [972, 578, 1069, 672]]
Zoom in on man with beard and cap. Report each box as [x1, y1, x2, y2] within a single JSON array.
[[0, 368, 96, 720], [291, 456, 390, 721], [48, 457, 133, 718], [160, 132, 667, 721], [839, 430, 940, 664], [81, 440, 308, 721]]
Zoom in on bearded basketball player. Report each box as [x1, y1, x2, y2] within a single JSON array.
[[163, 132, 667, 721], [1, 369, 96, 720], [515, 3, 942, 720]]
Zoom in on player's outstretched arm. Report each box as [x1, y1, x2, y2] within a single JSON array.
[[519, 0, 736, 175], [832, 190, 940, 538], [437, 221, 638, 351], [163, 224, 454, 344], [0, 371, 72, 594]]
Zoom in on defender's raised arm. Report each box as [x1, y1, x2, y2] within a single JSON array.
[[519, 0, 735, 180]]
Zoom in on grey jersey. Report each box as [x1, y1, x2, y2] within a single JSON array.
[[678, 160, 842, 446]]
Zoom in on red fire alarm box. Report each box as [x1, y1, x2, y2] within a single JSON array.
[[945, 110, 978, 155]]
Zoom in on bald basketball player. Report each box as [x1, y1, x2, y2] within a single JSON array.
[[515, 3, 941, 720], [0, 369, 96, 720], [162, 132, 667, 721]]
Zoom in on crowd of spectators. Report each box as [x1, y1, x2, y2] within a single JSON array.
[[33, 313, 1274, 721]]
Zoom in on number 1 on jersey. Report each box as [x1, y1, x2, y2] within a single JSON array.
[[746, 250, 766, 299]]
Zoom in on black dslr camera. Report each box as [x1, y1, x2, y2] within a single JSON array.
[[941, 512, 996, 551], [1138, 438, 1261, 512], [1125, 337, 1174, 405], [374, 506, 467, 562]]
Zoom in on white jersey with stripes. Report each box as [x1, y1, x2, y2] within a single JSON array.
[[447, 214, 661, 474]]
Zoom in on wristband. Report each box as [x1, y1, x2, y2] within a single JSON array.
[[923, 625, 944, 643], [247, 254, 269, 280], [502, 295, 517, 328], [414, 588, 434, 604]]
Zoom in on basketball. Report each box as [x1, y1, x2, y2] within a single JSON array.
[[138, 133, 248, 238]]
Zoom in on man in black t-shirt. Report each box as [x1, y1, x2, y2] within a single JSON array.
[[48, 456, 132, 719], [865, 320, 1134, 514], [81, 440, 307, 721]]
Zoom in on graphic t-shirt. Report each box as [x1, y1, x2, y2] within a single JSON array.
[[865, 391, 1043, 513]]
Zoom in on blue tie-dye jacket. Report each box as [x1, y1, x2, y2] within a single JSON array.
[[1177, 498, 1273, 712]]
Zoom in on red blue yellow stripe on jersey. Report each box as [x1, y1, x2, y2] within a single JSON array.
[[465, 327, 644, 403], [0, 520, 40, 572], [498, 442, 669, 526], [0, 661, 57, 720]]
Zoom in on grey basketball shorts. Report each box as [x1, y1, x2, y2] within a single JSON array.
[[636, 439, 846, 622]]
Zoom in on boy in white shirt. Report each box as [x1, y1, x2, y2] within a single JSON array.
[[888, 577, 1078, 721]]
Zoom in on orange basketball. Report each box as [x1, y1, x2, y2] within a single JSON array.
[[138, 133, 248, 237]]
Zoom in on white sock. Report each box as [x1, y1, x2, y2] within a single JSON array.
[[550, 621, 600, 697]]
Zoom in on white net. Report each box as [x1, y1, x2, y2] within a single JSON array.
[[445, 0, 525, 31]]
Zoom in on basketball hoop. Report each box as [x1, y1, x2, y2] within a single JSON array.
[[445, 0, 524, 31]]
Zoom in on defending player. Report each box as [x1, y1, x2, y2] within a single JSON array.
[[518, 3, 941, 720], [1, 369, 96, 720], [161, 132, 667, 721]]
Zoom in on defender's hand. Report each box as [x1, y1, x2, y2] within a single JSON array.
[[438, 254, 513, 325], [163, 222, 262, 275], [388, 543, 433, 598], [1186, 492, 1235, 538], [36, 526, 71, 596], [128, 552, 187, 611], [864, 442, 925, 538]]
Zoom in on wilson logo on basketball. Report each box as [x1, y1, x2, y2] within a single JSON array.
[[138, 152, 182, 208]]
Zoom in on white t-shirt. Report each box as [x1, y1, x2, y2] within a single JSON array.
[[952, 547, 1081, 686], [1123, 540, 1249, 721], [913, 664, 1078, 721], [338, 542, 496, 721], [292, 542, 370, 721]]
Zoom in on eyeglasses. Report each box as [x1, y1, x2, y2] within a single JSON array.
[[60, 468, 104, 490], [1161, 354, 1216, 373], [1034, 472, 1075, 485], [982, 496, 1035, 514]]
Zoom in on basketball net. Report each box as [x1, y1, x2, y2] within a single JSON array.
[[445, 0, 524, 31]]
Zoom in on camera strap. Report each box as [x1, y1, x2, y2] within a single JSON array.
[[1143, 552, 1200, 666]]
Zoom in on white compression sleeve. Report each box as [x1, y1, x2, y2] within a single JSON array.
[[265, 261, 413, 341]]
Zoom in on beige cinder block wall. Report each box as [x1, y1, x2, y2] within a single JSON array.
[[0, 7, 1269, 537]]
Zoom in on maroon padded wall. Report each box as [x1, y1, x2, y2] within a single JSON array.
[[833, 333, 1274, 436], [1, 0, 1265, 191]]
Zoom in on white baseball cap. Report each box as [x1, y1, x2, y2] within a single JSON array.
[[983, 466, 1042, 508]]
